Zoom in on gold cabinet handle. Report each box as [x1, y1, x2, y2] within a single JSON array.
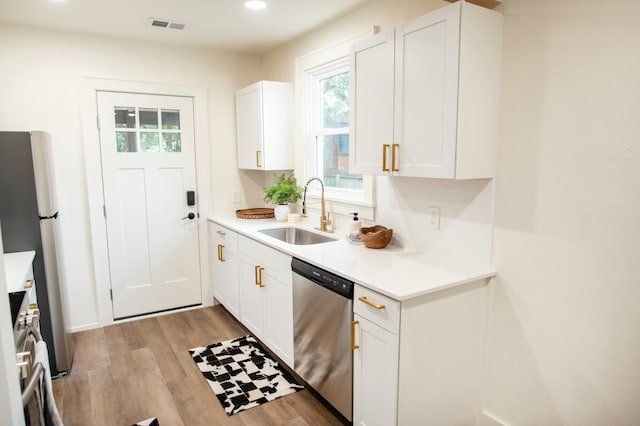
[[392, 143, 399, 172], [216, 230, 226, 236], [254, 265, 265, 287], [217, 244, 225, 262], [382, 144, 390, 172], [24, 279, 34, 289], [358, 296, 386, 310], [29, 303, 37, 309], [351, 320, 360, 350], [254, 266, 265, 288], [256, 150, 262, 168]]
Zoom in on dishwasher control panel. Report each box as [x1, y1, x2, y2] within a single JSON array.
[[291, 257, 353, 299]]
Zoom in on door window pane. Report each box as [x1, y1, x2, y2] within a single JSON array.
[[317, 134, 362, 190], [139, 108, 159, 129], [116, 131, 137, 152], [162, 133, 182, 152], [161, 109, 181, 130], [113, 106, 181, 153], [140, 132, 160, 152], [114, 107, 136, 128], [321, 72, 349, 129]]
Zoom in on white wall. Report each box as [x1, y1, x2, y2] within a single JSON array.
[[263, 0, 640, 423], [484, 0, 640, 424], [262, 0, 494, 266], [0, 23, 262, 330]]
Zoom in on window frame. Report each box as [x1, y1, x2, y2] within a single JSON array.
[[295, 41, 374, 218]]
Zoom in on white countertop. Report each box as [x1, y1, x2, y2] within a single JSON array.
[[4, 251, 36, 293], [209, 216, 496, 302]]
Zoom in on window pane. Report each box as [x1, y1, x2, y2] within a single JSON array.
[[139, 108, 158, 129], [114, 107, 136, 129], [321, 72, 349, 128], [161, 109, 181, 130], [162, 133, 182, 152], [116, 131, 137, 152], [140, 132, 160, 152], [317, 134, 362, 190]]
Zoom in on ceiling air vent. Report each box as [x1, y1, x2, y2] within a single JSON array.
[[148, 18, 189, 31]]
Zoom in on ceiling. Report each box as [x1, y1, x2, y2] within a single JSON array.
[[0, 0, 370, 55]]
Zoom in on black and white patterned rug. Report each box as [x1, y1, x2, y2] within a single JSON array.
[[189, 335, 304, 416], [131, 418, 158, 426]]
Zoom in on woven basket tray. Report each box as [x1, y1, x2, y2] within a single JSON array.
[[236, 208, 275, 219]]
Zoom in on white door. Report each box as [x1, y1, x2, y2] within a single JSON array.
[[97, 91, 201, 319]]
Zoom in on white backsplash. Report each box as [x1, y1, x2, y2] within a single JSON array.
[[324, 176, 494, 269]]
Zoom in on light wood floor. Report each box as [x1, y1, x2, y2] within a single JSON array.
[[52, 306, 342, 426]]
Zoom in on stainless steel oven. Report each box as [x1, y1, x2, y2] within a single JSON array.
[[9, 290, 61, 425], [292, 257, 354, 422]]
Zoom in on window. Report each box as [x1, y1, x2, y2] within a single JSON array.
[[114, 106, 182, 153], [312, 68, 363, 191], [295, 36, 375, 218]]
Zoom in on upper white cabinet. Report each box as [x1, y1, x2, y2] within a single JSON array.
[[236, 81, 294, 170], [350, 1, 503, 179]]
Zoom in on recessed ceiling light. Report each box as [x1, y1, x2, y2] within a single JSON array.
[[244, 0, 266, 10]]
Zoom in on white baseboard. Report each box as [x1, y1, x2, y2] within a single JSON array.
[[479, 409, 510, 426], [69, 322, 100, 333]]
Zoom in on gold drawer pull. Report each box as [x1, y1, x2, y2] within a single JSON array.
[[358, 296, 385, 310], [29, 303, 37, 309], [391, 143, 399, 172], [217, 244, 225, 262], [382, 144, 390, 172], [256, 150, 262, 168], [216, 230, 226, 236], [351, 320, 359, 350], [24, 279, 34, 289]]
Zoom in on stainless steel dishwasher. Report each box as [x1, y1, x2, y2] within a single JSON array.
[[292, 257, 354, 422]]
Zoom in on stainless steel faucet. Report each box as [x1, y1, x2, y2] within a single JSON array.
[[302, 177, 333, 233]]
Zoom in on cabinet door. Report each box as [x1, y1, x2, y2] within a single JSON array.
[[238, 250, 266, 338], [263, 254, 294, 367], [236, 83, 264, 170], [349, 30, 395, 175], [211, 226, 240, 319], [395, 4, 460, 178], [353, 314, 399, 426]]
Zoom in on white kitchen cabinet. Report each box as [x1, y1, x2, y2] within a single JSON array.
[[210, 223, 240, 319], [353, 314, 399, 426], [236, 81, 294, 170], [350, 1, 503, 179], [238, 235, 294, 367], [353, 281, 488, 425]]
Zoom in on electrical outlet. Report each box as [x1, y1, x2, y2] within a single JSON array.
[[427, 207, 440, 230], [232, 190, 241, 203]]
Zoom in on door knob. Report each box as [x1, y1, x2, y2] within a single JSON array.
[[182, 212, 196, 220]]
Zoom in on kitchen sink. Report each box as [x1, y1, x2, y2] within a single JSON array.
[[258, 227, 337, 245]]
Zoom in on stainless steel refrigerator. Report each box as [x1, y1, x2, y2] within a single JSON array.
[[0, 131, 74, 375]]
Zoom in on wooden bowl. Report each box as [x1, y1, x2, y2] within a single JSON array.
[[359, 225, 393, 249]]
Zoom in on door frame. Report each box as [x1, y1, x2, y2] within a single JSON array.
[[81, 77, 210, 328]]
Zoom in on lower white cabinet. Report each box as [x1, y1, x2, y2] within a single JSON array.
[[353, 281, 488, 425], [210, 223, 240, 319], [353, 314, 399, 426], [238, 235, 294, 367]]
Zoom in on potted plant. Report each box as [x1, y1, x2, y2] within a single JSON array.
[[263, 173, 303, 221]]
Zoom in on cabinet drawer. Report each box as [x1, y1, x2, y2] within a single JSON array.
[[211, 223, 238, 252], [354, 285, 400, 334]]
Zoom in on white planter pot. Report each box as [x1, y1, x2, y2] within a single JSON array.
[[274, 204, 291, 222]]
